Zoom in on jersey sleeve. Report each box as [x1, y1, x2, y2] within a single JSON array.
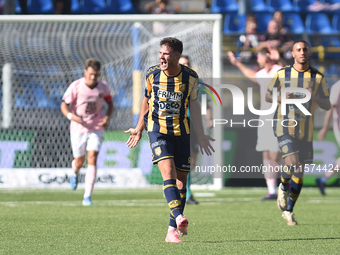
[[144, 75, 152, 98], [103, 82, 113, 102], [190, 76, 199, 101], [317, 76, 330, 100], [267, 72, 280, 95], [62, 81, 77, 105]]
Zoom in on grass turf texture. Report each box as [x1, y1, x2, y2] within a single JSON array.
[[0, 188, 340, 254]]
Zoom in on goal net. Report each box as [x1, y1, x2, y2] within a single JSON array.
[[0, 15, 222, 188]]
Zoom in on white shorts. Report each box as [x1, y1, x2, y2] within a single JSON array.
[[70, 131, 104, 158], [256, 116, 279, 152]]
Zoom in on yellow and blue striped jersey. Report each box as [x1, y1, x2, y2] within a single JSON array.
[[267, 65, 329, 141], [144, 64, 198, 136]]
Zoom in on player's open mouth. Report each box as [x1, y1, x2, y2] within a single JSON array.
[[161, 60, 167, 67]]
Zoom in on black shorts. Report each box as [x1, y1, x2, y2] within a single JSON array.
[[277, 134, 313, 164], [148, 131, 191, 172]]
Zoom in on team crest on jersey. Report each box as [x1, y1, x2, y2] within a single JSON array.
[[179, 83, 186, 92], [282, 145, 289, 154], [188, 157, 191, 164], [155, 147, 162, 156]]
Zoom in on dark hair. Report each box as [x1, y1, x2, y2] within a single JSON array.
[[85, 58, 101, 71], [160, 37, 183, 54], [259, 47, 270, 57], [180, 55, 191, 66], [292, 40, 310, 49]]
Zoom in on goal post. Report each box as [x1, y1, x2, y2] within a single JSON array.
[[0, 14, 223, 189]]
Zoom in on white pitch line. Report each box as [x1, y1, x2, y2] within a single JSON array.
[[1, 197, 340, 207]]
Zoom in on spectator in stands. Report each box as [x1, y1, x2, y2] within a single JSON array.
[[238, 14, 258, 60], [146, 0, 181, 35], [308, 0, 340, 12], [53, 0, 71, 14], [257, 19, 294, 59], [273, 11, 289, 34], [145, 0, 181, 14]]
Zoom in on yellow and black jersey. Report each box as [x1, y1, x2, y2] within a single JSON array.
[[144, 64, 198, 136], [267, 65, 330, 141]]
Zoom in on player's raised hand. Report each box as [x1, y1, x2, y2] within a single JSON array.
[[98, 116, 110, 128], [198, 135, 215, 156], [227, 51, 239, 66], [268, 45, 280, 62], [125, 128, 142, 148]]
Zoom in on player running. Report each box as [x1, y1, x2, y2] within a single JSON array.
[[61, 58, 114, 206], [266, 40, 330, 225]]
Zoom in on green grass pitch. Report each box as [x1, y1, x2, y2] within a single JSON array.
[[1, 187, 340, 254]]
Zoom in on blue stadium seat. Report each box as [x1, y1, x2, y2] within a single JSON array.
[[255, 12, 273, 33], [27, 0, 54, 14], [284, 13, 305, 34], [332, 13, 340, 32], [267, 0, 296, 12], [107, 0, 136, 14], [211, 0, 238, 13], [71, 0, 82, 14], [79, 0, 106, 14], [305, 13, 333, 34], [15, 0, 22, 14], [293, 0, 316, 13], [251, 0, 271, 12], [223, 13, 246, 34]]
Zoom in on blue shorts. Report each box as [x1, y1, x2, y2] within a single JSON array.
[[147, 131, 191, 172], [277, 134, 313, 164]]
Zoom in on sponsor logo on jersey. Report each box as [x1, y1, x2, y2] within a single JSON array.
[[179, 84, 186, 92], [157, 90, 183, 100], [153, 83, 166, 88], [279, 139, 293, 147], [158, 101, 181, 114], [151, 140, 167, 149]]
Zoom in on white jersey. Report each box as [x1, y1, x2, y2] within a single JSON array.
[[254, 64, 282, 152], [330, 81, 340, 145]]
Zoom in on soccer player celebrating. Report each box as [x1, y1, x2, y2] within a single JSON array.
[[228, 48, 284, 200], [61, 58, 114, 206], [125, 37, 214, 242], [266, 40, 330, 225], [316, 80, 340, 195]]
